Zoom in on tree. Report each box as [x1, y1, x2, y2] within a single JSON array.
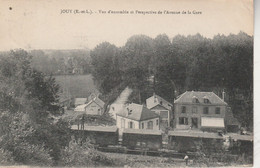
[[0, 49, 70, 165], [120, 35, 154, 103], [91, 42, 122, 94]]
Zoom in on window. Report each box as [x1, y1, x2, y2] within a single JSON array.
[[156, 119, 159, 126], [203, 107, 209, 114], [181, 106, 186, 113], [204, 99, 210, 104], [215, 107, 220, 114], [192, 97, 199, 103], [179, 117, 188, 125], [128, 121, 135, 129], [147, 121, 153, 129], [121, 118, 125, 128], [141, 122, 144, 129], [192, 106, 198, 113]]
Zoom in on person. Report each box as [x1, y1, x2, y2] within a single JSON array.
[[184, 154, 189, 166], [81, 116, 85, 130]]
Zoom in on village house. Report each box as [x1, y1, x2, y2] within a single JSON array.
[[146, 93, 173, 129], [116, 103, 160, 130], [74, 98, 88, 107], [174, 91, 229, 132], [74, 97, 105, 115]]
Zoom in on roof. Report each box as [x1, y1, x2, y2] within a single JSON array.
[[146, 94, 173, 111], [93, 97, 105, 107], [74, 104, 88, 111], [123, 128, 162, 135], [117, 103, 159, 121], [174, 91, 227, 105], [227, 133, 253, 141], [225, 108, 240, 126], [226, 117, 240, 126], [71, 125, 118, 132], [168, 130, 224, 139], [74, 98, 87, 105], [74, 97, 105, 111], [201, 117, 225, 128]]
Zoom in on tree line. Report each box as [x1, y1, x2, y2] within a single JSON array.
[[90, 32, 253, 128], [29, 49, 92, 75]]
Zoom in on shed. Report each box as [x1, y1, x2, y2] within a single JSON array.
[[122, 128, 162, 151], [71, 125, 118, 147]]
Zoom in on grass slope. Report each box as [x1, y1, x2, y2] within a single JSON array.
[[54, 74, 99, 99]]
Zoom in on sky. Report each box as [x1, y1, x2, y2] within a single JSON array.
[[0, 0, 254, 51]]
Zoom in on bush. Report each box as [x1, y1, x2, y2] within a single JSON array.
[[59, 140, 116, 167], [12, 142, 53, 166], [0, 148, 14, 166]]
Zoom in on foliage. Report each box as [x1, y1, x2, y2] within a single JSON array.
[[59, 140, 116, 167], [91, 42, 122, 94], [30, 49, 91, 75], [0, 49, 71, 165]]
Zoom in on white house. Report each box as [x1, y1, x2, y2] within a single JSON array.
[[146, 93, 173, 128], [74, 98, 88, 107], [116, 103, 160, 130], [74, 97, 105, 115]]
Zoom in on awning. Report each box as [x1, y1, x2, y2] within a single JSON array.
[[201, 117, 224, 128]]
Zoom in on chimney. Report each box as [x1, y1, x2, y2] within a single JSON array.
[[222, 90, 225, 101]]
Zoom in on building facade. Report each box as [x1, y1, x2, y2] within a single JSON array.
[[74, 97, 105, 115], [174, 91, 227, 131], [116, 103, 160, 130], [146, 93, 173, 129]]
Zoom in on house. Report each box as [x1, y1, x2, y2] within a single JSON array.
[[74, 97, 105, 115], [74, 98, 88, 107], [146, 93, 173, 128], [116, 103, 160, 130], [174, 91, 228, 131]]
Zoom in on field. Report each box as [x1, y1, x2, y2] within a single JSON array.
[[54, 74, 99, 99]]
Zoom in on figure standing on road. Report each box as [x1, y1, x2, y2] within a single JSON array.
[[184, 154, 189, 166]]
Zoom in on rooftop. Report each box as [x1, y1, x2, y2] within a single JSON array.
[[146, 93, 173, 111], [117, 103, 159, 121], [174, 91, 227, 105], [168, 130, 253, 141], [168, 130, 224, 139], [123, 128, 162, 135], [74, 98, 87, 105], [71, 125, 118, 132]]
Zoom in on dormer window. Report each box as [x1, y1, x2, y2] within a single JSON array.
[[160, 100, 163, 105], [192, 96, 199, 103], [203, 96, 210, 104], [128, 110, 132, 115], [204, 99, 210, 104], [127, 107, 132, 115]]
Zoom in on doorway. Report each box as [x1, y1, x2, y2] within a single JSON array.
[[191, 118, 198, 128]]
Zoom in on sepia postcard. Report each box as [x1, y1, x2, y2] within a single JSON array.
[[0, 0, 255, 167]]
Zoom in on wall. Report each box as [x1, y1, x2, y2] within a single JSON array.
[[174, 103, 226, 129], [140, 117, 160, 130], [116, 115, 140, 129], [84, 101, 103, 115], [150, 105, 170, 128], [116, 115, 160, 130]]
